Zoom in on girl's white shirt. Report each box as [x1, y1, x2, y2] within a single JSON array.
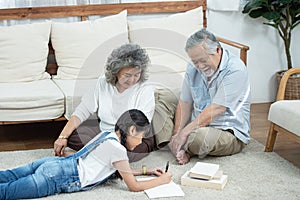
[[77, 131, 128, 188]]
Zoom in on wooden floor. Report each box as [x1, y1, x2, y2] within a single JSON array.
[[0, 103, 299, 168]]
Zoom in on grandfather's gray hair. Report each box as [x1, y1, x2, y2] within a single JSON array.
[[105, 43, 149, 85], [185, 29, 221, 54]]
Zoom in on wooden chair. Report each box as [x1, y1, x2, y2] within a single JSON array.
[[265, 68, 300, 152]]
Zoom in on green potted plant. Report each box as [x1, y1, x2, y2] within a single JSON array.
[[242, 0, 300, 99]]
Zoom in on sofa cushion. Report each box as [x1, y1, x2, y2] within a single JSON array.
[[0, 22, 51, 83], [268, 100, 300, 137], [145, 52, 187, 90], [128, 6, 203, 40], [51, 10, 129, 79], [52, 79, 98, 120], [0, 80, 64, 121], [128, 6, 203, 90]]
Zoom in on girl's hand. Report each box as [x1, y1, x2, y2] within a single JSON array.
[[148, 167, 163, 176], [159, 172, 172, 184]]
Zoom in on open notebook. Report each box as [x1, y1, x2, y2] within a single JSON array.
[[137, 177, 184, 198]]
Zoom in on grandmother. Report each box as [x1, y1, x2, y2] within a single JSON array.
[[54, 43, 156, 162]]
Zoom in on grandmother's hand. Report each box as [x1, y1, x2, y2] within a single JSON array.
[[54, 138, 68, 157]]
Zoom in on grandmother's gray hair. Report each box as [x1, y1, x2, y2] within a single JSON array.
[[105, 43, 149, 85], [185, 29, 221, 55]]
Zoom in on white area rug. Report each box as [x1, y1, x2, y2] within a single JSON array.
[[0, 139, 299, 200]]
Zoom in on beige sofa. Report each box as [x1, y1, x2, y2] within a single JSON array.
[[0, 1, 249, 125]]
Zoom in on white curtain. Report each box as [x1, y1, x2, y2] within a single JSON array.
[[0, 0, 120, 25], [0, 0, 121, 8], [0, 0, 249, 9], [208, 0, 249, 11], [0, 0, 249, 25]]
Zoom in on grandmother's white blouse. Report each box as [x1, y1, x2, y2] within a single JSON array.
[[73, 76, 155, 131]]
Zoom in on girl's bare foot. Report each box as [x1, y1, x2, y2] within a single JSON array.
[[176, 150, 190, 165]]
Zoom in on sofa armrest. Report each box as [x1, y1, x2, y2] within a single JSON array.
[[216, 36, 250, 66]]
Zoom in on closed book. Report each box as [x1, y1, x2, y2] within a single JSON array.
[[181, 171, 228, 190], [188, 162, 219, 180]]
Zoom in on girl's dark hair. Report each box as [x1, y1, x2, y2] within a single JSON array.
[[113, 109, 151, 179], [114, 109, 151, 147]]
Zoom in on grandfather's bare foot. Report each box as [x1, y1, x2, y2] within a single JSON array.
[[168, 133, 189, 157], [168, 135, 178, 156], [176, 150, 190, 165]]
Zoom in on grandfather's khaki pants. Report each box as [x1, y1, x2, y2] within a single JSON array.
[[183, 127, 245, 158]]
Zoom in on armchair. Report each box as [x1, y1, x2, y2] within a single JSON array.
[[265, 68, 300, 152]]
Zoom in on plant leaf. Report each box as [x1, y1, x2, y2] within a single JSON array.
[[242, 0, 265, 14], [277, 0, 293, 4], [291, 21, 300, 30], [263, 22, 278, 29], [249, 8, 267, 18], [263, 11, 281, 21]]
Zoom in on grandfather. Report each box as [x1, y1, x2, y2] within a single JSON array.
[[168, 29, 250, 164]]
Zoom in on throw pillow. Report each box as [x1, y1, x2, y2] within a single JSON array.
[[0, 22, 51, 82], [51, 10, 129, 79]]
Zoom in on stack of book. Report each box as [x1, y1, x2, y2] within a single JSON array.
[[181, 162, 228, 190]]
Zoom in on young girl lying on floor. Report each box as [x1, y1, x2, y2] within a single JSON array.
[[0, 109, 172, 199]]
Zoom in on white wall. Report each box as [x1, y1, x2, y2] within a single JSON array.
[[207, 10, 300, 103]]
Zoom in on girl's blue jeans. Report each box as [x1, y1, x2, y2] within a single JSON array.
[[0, 131, 115, 200], [0, 156, 81, 199]]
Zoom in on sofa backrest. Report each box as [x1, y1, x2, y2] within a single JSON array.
[[0, 0, 207, 77]]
